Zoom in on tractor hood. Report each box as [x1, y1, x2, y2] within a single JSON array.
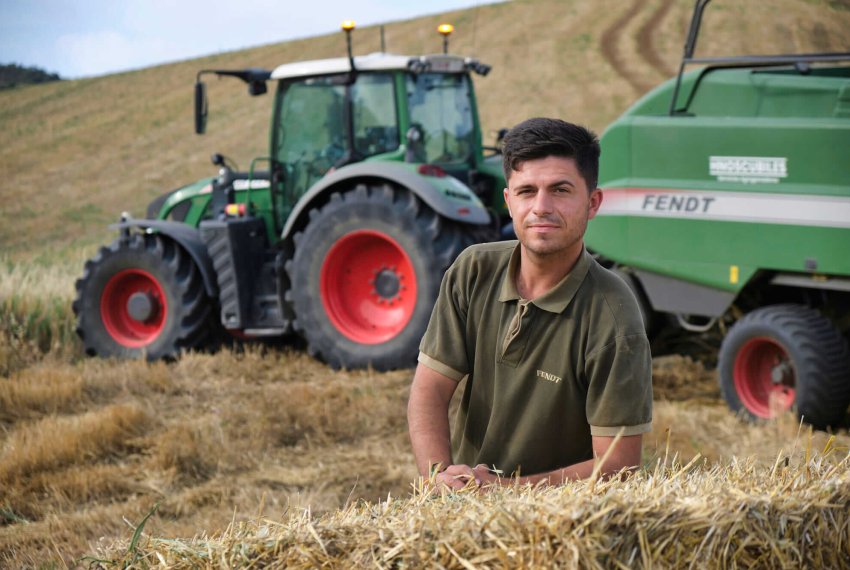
[[146, 177, 215, 220]]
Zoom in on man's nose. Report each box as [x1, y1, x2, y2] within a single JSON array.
[[532, 190, 553, 214]]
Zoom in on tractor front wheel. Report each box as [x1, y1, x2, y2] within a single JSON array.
[[73, 233, 215, 359], [287, 183, 477, 370], [718, 304, 850, 428]]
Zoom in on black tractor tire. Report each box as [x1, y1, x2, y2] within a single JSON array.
[[73, 233, 215, 360], [718, 304, 850, 429], [286, 183, 485, 370]]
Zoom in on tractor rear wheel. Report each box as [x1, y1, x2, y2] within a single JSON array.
[[287, 183, 482, 370], [73, 233, 215, 359], [718, 304, 850, 428]]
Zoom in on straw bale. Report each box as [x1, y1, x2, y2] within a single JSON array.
[[99, 448, 850, 569]]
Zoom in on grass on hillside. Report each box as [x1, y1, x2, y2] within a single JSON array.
[[2, 0, 848, 260]]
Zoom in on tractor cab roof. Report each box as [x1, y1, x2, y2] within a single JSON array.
[[270, 52, 490, 80]]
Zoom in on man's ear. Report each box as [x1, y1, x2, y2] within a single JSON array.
[[587, 188, 603, 220], [503, 187, 512, 217]]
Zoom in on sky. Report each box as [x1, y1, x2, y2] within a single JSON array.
[[1, 0, 495, 79]]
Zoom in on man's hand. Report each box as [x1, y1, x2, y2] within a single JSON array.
[[435, 464, 477, 490], [471, 464, 501, 489]]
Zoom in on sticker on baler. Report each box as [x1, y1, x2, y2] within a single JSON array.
[[597, 188, 850, 229], [709, 156, 787, 184]]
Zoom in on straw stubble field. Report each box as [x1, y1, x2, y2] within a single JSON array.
[[2, 299, 850, 567]]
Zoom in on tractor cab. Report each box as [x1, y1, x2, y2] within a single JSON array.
[[267, 51, 490, 222], [191, 47, 498, 238], [181, 20, 508, 248]]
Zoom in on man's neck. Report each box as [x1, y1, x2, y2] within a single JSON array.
[[515, 242, 583, 300]]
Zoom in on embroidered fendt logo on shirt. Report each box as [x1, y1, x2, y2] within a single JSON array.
[[536, 369, 562, 384]]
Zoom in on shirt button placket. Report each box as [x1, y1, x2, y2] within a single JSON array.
[[501, 300, 529, 359]]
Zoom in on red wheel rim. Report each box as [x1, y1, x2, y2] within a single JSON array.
[[733, 337, 795, 418], [100, 269, 167, 348], [320, 230, 417, 344]]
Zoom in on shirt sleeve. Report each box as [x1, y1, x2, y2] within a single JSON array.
[[418, 258, 471, 380], [584, 333, 653, 436]]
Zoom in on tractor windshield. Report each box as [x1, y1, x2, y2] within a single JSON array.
[[406, 73, 475, 165], [352, 74, 399, 157], [274, 73, 399, 209]]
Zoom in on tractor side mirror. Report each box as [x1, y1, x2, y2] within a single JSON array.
[[248, 80, 267, 96], [194, 81, 208, 134], [404, 125, 423, 162]]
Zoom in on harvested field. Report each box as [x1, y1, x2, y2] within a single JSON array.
[[650, 354, 720, 403], [3, 347, 849, 567]]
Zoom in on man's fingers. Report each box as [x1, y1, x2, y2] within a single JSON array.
[[443, 464, 473, 475], [435, 467, 479, 490]]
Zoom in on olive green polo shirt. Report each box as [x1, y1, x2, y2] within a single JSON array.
[[418, 241, 652, 477]]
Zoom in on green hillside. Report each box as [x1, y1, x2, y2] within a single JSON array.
[[1, 0, 848, 262]]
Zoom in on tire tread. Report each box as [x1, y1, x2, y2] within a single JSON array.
[[718, 304, 850, 428]]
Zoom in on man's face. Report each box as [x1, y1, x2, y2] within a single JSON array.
[[503, 155, 602, 260]]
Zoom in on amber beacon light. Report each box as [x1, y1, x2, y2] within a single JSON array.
[[438, 23, 454, 53]]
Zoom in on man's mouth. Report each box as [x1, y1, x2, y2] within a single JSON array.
[[526, 221, 561, 231]]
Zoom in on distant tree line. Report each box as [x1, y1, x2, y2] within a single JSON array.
[[0, 64, 62, 90]]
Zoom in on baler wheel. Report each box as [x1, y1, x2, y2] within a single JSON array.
[[286, 183, 482, 370], [73, 233, 214, 359], [718, 304, 850, 429]]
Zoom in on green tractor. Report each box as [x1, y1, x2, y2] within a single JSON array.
[[587, 0, 850, 427], [74, 22, 507, 370]]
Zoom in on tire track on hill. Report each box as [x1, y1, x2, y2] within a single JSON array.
[[599, 0, 652, 93], [637, 0, 677, 79]]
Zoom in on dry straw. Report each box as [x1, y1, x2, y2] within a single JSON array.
[[100, 438, 850, 569]]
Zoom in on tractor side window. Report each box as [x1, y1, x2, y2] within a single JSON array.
[[406, 73, 474, 164], [275, 77, 347, 202], [351, 74, 399, 157]]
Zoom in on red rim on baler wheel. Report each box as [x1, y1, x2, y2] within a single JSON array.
[[100, 269, 167, 348], [320, 230, 417, 344], [733, 337, 795, 418]]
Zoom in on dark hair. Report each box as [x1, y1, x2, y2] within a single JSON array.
[[502, 117, 600, 191]]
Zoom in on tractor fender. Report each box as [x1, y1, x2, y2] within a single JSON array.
[[281, 161, 491, 241], [109, 218, 219, 298]]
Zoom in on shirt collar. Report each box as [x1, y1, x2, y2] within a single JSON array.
[[498, 243, 592, 314]]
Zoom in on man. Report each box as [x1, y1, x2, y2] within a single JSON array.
[[407, 117, 652, 489]]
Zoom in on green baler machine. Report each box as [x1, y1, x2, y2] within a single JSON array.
[[586, 0, 850, 428]]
